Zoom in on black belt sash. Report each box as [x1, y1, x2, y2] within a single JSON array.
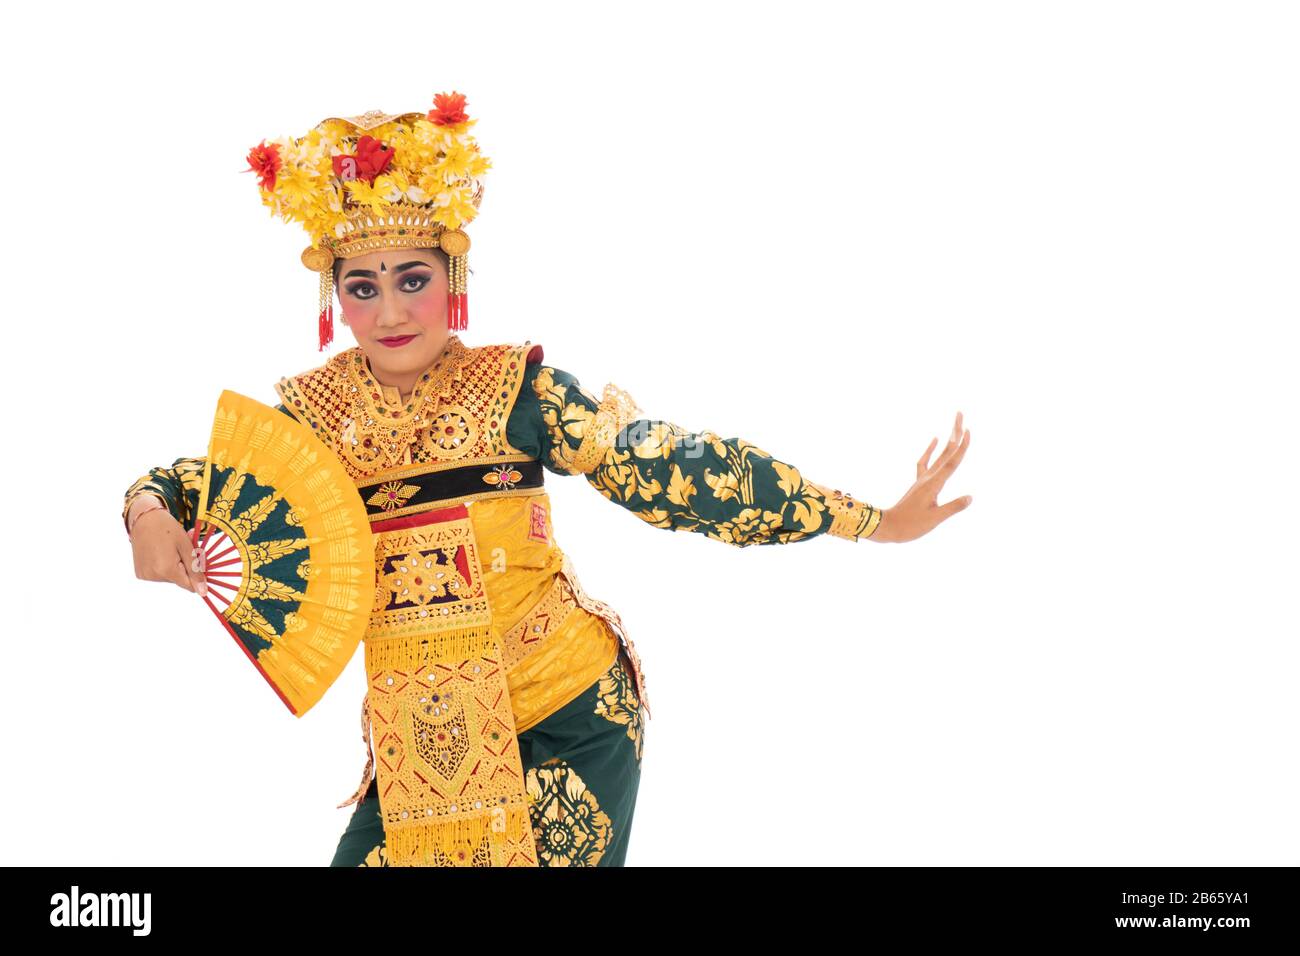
[[355, 457, 545, 520]]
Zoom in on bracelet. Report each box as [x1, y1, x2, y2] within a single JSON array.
[[127, 500, 169, 539]]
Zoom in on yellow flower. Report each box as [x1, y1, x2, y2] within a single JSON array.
[[437, 140, 476, 179], [275, 164, 320, 211], [373, 171, 408, 202], [343, 178, 390, 216], [431, 186, 478, 229]]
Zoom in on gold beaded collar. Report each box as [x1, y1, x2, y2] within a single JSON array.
[[340, 335, 469, 469], [347, 335, 468, 423]]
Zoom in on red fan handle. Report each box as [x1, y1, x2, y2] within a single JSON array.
[[190, 519, 299, 715]]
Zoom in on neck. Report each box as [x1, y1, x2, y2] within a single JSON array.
[[364, 335, 457, 403]]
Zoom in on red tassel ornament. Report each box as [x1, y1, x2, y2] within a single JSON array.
[[446, 291, 468, 331], [303, 245, 338, 352], [444, 248, 470, 331], [318, 301, 334, 351]]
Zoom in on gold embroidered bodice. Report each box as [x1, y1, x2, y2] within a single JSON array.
[[272, 334, 535, 482]]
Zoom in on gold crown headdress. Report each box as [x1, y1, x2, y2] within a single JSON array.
[[244, 91, 491, 350]]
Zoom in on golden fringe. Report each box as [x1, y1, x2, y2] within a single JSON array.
[[386, 805, 532, 866], [364, 622, 496, 673]]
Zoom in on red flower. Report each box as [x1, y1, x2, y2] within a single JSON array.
[[244, 141, 282, 191], [333, 135, 395, 184], [428, 91, 469, 126]]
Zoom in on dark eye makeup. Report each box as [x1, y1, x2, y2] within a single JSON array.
[[344, 272, 433, 299]]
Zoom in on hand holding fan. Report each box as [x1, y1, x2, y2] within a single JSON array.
[[189, 390, 373, 717]]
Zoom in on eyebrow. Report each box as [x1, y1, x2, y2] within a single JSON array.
[[341, 260, 435, 280]]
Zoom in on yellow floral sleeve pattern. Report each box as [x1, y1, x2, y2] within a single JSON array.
[[121, 402, 298, 534], [506, 362, 882, 547]]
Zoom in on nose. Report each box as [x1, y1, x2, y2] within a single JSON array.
[[375, 294, 404, 329]]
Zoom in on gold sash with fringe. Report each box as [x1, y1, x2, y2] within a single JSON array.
[[362, 503, 538, 867]]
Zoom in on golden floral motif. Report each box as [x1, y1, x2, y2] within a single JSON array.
[[587, 444, 663, 506], [773, 463, 831, 533], [666, 464, 698, 508], [628, 421, 688, 460], [429, 407, 475, 452], [526, 758, 613, 867], [534, 366, 601, 474], [706, 508, 787, 546], [366, 480, 421, 512], [596, 657, 644, 761], [359, 843, 390, 867], [379, 549, 466, 606], [482, 465, 524, 489]]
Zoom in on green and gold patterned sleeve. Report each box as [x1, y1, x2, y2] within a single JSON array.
[[121, 456, 206, 534], [122, 402, 298, 534], [506, 360, 882, 547]]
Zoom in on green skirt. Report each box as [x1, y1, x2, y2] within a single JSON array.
[[330, 648, 646, 867]]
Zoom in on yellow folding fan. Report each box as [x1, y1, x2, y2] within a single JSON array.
[[190, 390, 372, 717]]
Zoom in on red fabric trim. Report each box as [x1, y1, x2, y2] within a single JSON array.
[[526, 343, 544, 364], [370, 502, 468, 533]]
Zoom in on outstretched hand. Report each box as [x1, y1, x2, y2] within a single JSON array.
[[871, 411, 972, 543]]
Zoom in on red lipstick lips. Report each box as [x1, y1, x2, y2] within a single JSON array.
[[377, 334, 417, 348]]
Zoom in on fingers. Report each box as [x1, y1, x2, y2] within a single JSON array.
[[937, 493, 974, 522], [166, 535, 208, 597], [918, 413, 968, 478], [161, 552, 196, 592], [929, 420, 971, 479], [941, 412, 964, 458], [916, 437, 937, 478], [941, 428, 971, 476], [181, 538, 209, 598]]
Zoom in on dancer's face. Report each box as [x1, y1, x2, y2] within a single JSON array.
[[335, 247, 450, 383]]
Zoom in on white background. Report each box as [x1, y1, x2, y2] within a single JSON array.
[[2, 0, 1296, 866]]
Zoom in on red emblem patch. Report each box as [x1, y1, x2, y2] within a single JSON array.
[[528, 502, 549, 544]]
